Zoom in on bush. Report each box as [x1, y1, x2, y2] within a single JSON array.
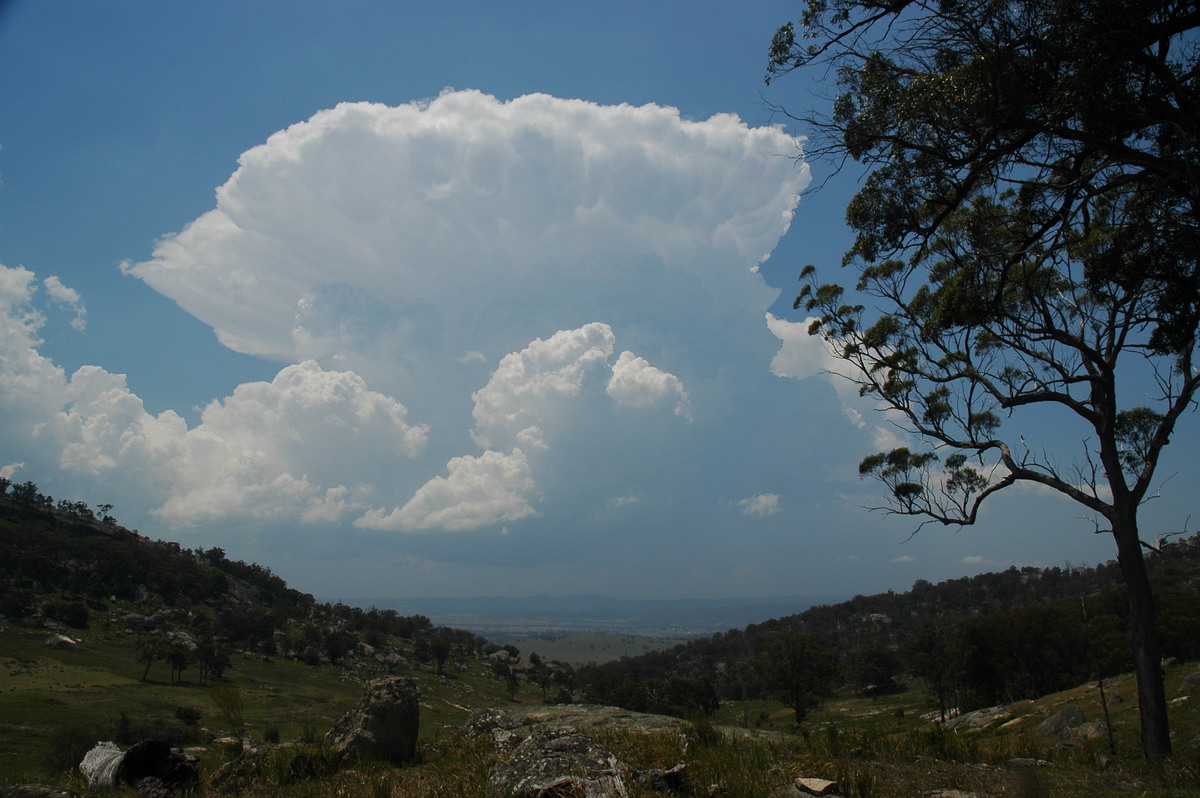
[[174, 705, 202, 727], [42, 599, 90, 629], [0, 588, 34, 620]]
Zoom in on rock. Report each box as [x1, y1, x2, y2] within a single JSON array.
[[79, 742, 124, 788], [1181, 671, 1200, 690], [943, 706, 1008, 732], [325, 676, 420, 765], [795, 776, 840, 795], [634, 763, 696, 794], [486, 728, 628, 798], [0, 787, 85, 797], [44, 634, 76, 651], [79, 740, 197, 794], [924, 791, 978, 798], [1078, 719, 1109, 740], [1036, 705, 1083, 737], [464, 704, 688, 744], [1005, 757, 1051, 767]]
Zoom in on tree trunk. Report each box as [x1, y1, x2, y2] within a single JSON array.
[[1111, 514, 1172, 761]]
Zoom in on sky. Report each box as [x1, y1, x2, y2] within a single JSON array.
[[1, 1, 1194, 603]]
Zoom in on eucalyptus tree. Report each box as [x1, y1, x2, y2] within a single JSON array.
[[769, 0, 1199, 760]]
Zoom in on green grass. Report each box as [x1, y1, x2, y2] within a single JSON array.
[[0, 609, 540, 784]]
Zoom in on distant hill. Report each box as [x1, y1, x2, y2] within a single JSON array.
[[340, 594, 847, 638]]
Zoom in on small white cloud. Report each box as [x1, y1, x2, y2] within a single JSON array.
[[892, 555, 917, 563], [962, 555, 985, 564], [356, 448, 537, 531], [608, 494, 641, 508], [43, 276, 87, 330], [739, 493, 781, 517], [606, 350, 692, 421]]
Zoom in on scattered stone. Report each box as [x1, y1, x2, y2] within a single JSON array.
[[44, 634, 76, 651], [924, 791, 977, 798], [0, 787, 85, 797], [1005, 757, 1052, 767], [1181, 671, 1200, 691], [486, 727, 628, 798], [325, 676, 420, 765], [1036, 705, 1083, 737], [1078, 719, 1109, 739], [795, 776, 840, 795]]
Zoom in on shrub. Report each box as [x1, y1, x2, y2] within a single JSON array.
[[42, 599, 90, 629], [174, 705, 202, 727]]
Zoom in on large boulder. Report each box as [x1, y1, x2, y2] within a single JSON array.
[[1036, 705, 1084, 738], [486, 727, 628, 798], [78, 740, 198, 794], [79, 742, 123, 788], [325, 676, 420, 765]]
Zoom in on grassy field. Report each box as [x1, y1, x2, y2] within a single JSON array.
[[5, 610, 1200, 796]]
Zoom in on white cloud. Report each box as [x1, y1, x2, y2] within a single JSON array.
[[470, 323, 615, 452], [42, 276, 86, 331], [892, 555, 917, 563], [962, 555, 985, 564], [0, 265, 430, 529], [12, 92, 811, 542], [152, 361, 429, 526], [607, 350, 692, 421], [356, 448, 537, 532], [739, 493, 781, 517], [125, 92, 804, 369], [766, 313, 838, 381]]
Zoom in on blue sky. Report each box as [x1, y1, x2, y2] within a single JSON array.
[[2, 1, 1191, 602]]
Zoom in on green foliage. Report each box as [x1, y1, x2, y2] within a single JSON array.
[[756, 632, 839, 724]]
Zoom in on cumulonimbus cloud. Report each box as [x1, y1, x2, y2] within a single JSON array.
[[12, 91, 809, 535]]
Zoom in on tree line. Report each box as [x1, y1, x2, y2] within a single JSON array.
[[578, 538, 1200, 724]]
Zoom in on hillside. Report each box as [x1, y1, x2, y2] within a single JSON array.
[[577, 535, 1200, 721], [4, 478, 1200, 796]]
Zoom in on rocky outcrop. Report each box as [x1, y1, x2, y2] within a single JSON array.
[[466, 705, 703, 797], [325, 676, 420, 765], [464, 703, 689, 747], [942, 706, 1009, 732], [485, 727, 628, 798]]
